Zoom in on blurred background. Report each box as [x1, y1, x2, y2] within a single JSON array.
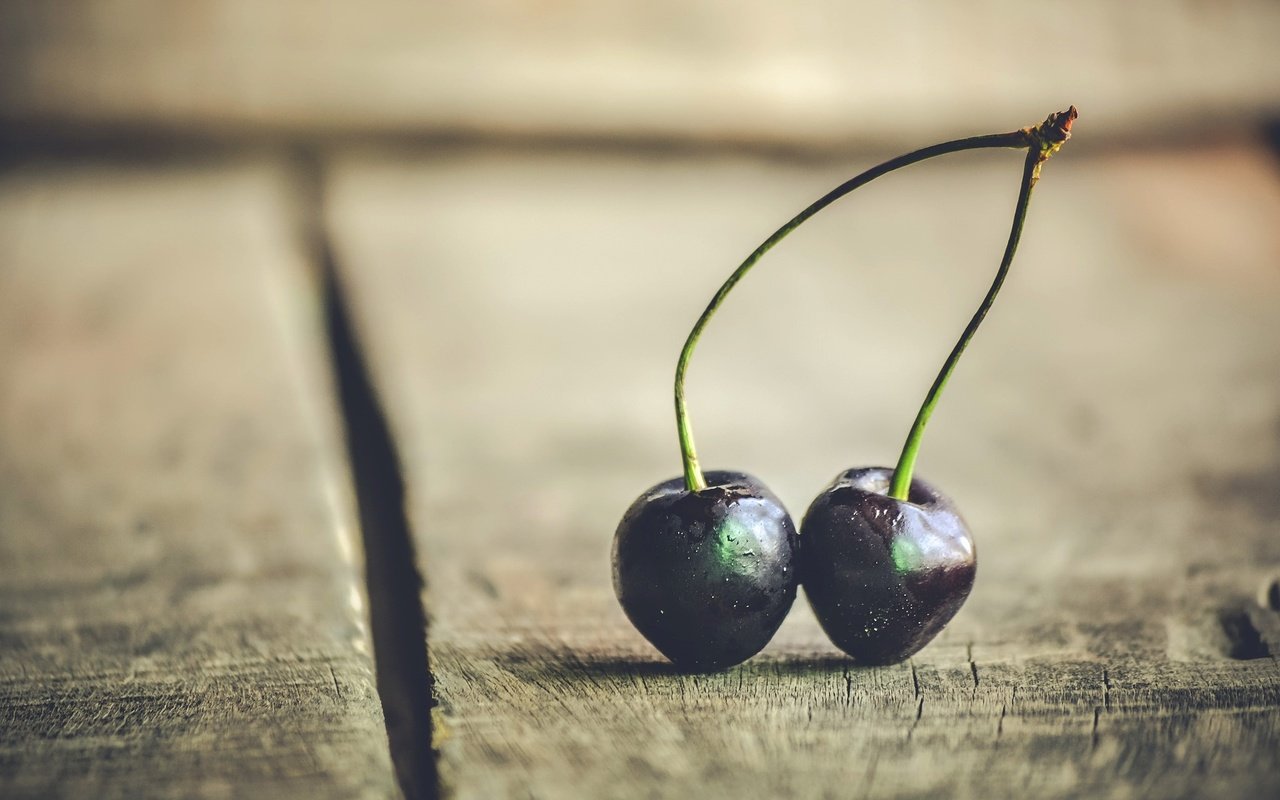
[[1, 1, 1277, 152]]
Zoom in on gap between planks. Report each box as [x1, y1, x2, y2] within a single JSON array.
[[295, 152, 440, 800]]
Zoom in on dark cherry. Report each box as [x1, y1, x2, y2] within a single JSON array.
[[796, 108, 1076, 665], [799, 467, 975, 665], [613, 470, 798, 672]]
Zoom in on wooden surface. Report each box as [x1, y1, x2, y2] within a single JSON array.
[[0, 161, 400, 799], [2, 2, 1279, 147], [326, 142, 1280, 798]]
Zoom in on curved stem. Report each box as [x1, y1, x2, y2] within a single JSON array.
[[887, 147, 1041, 500], [675, 130, 1032, 492]]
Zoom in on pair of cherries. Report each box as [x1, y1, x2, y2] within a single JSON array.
[[613, 107, 1077, 671]]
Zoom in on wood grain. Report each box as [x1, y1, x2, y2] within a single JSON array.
[[327, 142, 1280, 798], [0, 161, 399, 799], [1, 2, 1278, 147]]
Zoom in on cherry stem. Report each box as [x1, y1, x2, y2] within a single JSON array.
[[675, 129, 1035, 493], [888, 106, 1076, 500]]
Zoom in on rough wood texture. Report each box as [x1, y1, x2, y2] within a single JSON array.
[[2, 2, 1278, 146], [328, 142, 1280, 798], [0, 161, 399, 799]]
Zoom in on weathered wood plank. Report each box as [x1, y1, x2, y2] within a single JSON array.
[[0, 161, 399, 799], [327, 142, 1280, 798], [1, 2, 1278, 147]]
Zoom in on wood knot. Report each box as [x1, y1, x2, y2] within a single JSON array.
[[1262, 577, 1280, 612]]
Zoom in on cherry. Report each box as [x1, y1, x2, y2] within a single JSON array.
[[799, 467, 974, 664], [799, 107, 1077, 664], [611, 186, 807, 669], [613, 471, 797, 671]]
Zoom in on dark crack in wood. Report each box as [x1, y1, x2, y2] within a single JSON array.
[[297, 153, 439, 800]]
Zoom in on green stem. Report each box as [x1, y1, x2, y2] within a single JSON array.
[[675, 130, 1033, 492], [887, 147, 1041, 500]]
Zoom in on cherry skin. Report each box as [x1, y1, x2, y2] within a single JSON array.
[[612, 470, 799, 672], [798, 467, 976, 665]]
